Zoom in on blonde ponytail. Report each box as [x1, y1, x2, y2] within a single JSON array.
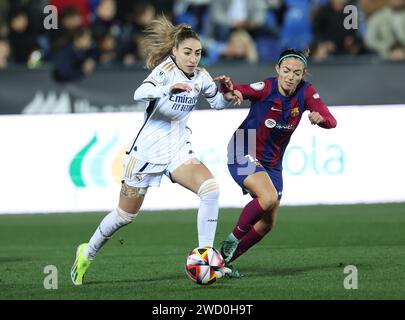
[[140, 16, 200, 70]]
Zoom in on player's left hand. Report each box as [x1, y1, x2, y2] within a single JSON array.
[[308, 112, 325, 125], [213, 75, 233, 90]]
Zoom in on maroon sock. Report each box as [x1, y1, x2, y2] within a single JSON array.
[[230, 227, 263, 262], [232, 198, 265, 240]]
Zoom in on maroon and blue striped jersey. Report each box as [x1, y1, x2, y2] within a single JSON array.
[[224, 77, 337, 170]]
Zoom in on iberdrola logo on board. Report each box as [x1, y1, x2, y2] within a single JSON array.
[[69, 134, 126, 188]]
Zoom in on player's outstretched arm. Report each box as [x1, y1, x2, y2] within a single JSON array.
[[217, 78, 272, 102], [203, 73, 241, 109]]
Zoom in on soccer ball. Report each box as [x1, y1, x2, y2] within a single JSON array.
[[185, 246, 225, 285]]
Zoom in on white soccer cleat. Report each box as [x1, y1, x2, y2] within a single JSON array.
[[214, 266, 232, 279]]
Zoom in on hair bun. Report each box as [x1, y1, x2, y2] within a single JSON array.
[[302, 48, 310, 59]]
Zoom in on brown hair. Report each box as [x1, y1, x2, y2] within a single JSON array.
[[140, 15, 200, 70], [277, 48, 310, 66]]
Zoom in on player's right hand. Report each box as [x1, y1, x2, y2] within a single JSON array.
[[308, 111, 325, 125], [224, 90, 243, 106], [170, 83, 192, 94], [213, 75, 234, 90]]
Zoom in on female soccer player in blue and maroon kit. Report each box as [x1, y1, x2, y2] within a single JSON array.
[[218, 49, 337, 277]]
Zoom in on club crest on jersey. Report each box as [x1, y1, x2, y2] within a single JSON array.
[[290, 107, 299, 117], [249, 81, 265, 91], [152, 69, 166, 83], [265, 119, 277, 128], [194, 83, 200, 92]]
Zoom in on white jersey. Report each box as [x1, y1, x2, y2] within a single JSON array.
[[129, 56, 233, 164]]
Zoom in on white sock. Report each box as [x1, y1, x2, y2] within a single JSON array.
[[84, 208, 138, 260], [197, 179, 220, 247]]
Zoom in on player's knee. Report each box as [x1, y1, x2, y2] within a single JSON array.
[[258, 192, 278, 212], [117, 207, 139, 225], [197, 178, 220, 200], [265, 216, 276, 231]]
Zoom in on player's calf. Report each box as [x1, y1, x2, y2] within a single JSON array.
[[197, 178, 220, 247]]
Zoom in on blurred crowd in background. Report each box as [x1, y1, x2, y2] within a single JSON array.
[[0, 0, 404, 82]]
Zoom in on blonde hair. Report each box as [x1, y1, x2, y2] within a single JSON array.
[[228, 29, 259, 63], [140, 16, 200, 70]]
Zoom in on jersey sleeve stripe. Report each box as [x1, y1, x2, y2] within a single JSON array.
[[163, 62, 175, 72], [143, 80, 158, 87], [166, 65, 176, 72], [205, 87, 218, 99], [161, 61, 172, 70]]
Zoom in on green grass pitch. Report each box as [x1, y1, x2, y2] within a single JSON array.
[[0, 203, 404, 300]]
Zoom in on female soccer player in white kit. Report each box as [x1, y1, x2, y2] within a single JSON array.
[[71, 16, 241, 285]]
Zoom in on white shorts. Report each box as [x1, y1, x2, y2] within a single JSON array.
[[122, 141, 197, 188]]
